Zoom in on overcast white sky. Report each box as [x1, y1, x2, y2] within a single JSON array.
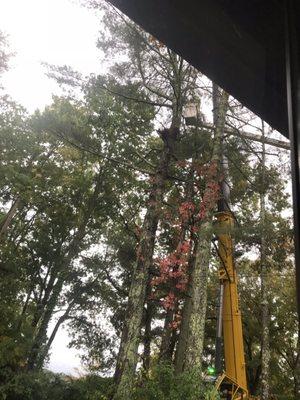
[[0, 0, 105, 375], [0, 0, 103, 111]]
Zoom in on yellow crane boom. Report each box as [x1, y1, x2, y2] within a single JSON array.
[[215, 211, 249, 399]]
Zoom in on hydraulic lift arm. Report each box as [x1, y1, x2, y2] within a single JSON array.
[[215, 211, 249, 399], [213, 111, 255, 399]]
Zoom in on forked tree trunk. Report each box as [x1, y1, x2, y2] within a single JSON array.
[[36, 301, 74, 370], [26, 172, 104, 371], [113, 129, 176, 399], [27, 276, 65, 370], [175, 87, 229, 374]]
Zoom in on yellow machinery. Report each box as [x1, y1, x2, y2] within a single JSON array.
[[214, 211, 255, 400]]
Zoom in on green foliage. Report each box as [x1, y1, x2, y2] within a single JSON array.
[[132, 363, 219, 400], [0, 371, 68, 400], [0, 69, 156, 372], [0, 371, 114, 400]]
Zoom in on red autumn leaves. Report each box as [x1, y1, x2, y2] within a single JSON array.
[[147, 160, 220, 328], [151, 240, 191, 310]]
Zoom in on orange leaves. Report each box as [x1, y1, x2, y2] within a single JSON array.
[[150, 240, 190, 313], [179, 201, 195, 222], [169, 313, 182, 329], [150, 251, 188, 289], [197, 180, 220, 220], [149, 159, 220, 329], [161, 292, 176, 310], [178, 240, 190, 254]]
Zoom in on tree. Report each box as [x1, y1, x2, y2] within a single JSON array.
[[90, 8, 204, 398]]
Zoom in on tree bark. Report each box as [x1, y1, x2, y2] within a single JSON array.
[[159, 308, 175, 361], [113, 133, 173, 399], [159, 300, 180, 362], [175, 87, 229, 374], [0, 197, 21, 238], [142, 280, 154, 372], [27, 276, 65, 370], [113, 48, 186, 397], [16, 284, 33, 332], [182, 221, 210, 372], [174, 245, 195, 373]]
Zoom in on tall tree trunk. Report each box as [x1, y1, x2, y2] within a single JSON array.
[[30, 268, 58, 331], [182, 221, 211, 371], [260, 122, 270, 400], [159, 300, 180, 362], [113, 129, 175, 399], [175, 87, 229, 374], [16, 284, 33, 332], [142, 279, 154, 372], [159, 308, 175, 361], [36, 301, 74, 370], [0, 197, 21, 238], [174, 243, 196, 373], [27, 172, 104, 370], [27, 276, 65, 370]]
